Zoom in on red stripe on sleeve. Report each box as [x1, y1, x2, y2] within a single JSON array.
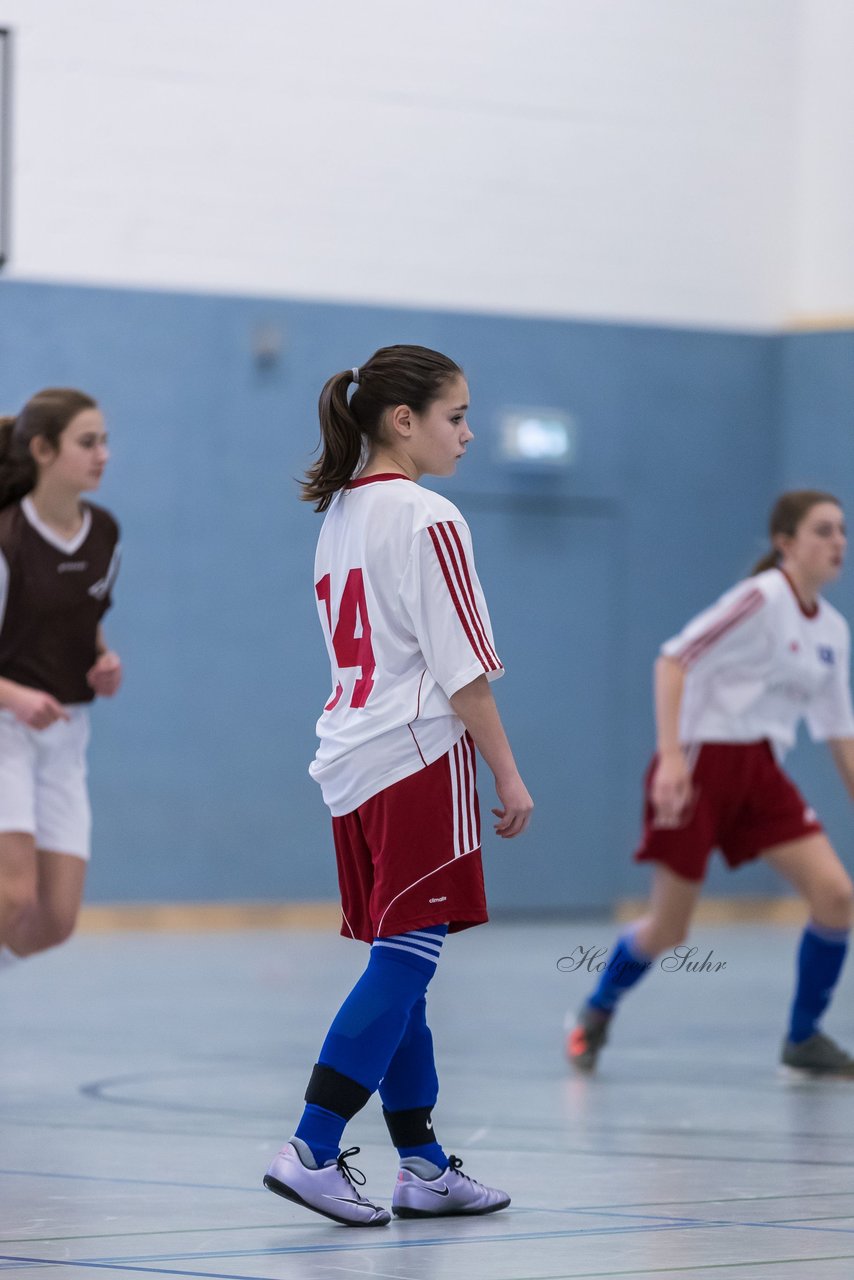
[[440, 522, 502, 670], [427, 525, 493, 671], [675, 588, 765, 669]]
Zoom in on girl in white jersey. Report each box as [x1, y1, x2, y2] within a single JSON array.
[[568, 491, 854, 1077], [263, 345, 533, 1226], [0, 389, 121, 972]]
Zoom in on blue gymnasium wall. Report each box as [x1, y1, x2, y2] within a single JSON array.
[[773, 332, 854, 875], [0, 280, 793, 910]]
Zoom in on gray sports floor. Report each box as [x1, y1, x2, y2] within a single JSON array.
[[3, 920, 854, 1279]]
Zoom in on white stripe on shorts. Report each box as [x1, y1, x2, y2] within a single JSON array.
[[449, 735, 478, 858]]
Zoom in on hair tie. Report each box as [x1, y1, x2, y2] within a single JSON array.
[[351, 367, 360, 385]]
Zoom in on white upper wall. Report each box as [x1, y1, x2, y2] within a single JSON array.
[[0, 0, 844, 330], [791, 0, 854, 323]]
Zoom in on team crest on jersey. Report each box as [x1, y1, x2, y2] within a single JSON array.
[[817, 646, 835, 665]]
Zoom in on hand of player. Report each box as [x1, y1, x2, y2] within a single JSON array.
[[7, 685, 71, 730], [491, 772, 534, 838], [651, 750, 692, 827], [87, 651, 123, 697]]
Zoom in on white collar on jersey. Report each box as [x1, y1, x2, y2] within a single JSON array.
[[21, 495, 92, 556]]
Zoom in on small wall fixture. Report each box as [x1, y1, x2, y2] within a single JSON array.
[[498, 409, 577, 468]]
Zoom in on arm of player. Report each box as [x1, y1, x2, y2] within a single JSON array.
[[87, 624, 123, 697], [650, 655, 692, 827], [829, 738, 854, 801], [653, 580, 768, 828], [0, 676, 70, 729], [449, 675, 533, 839]]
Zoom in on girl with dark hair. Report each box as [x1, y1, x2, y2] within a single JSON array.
[[264, 345, 533, 1226], [0, 389, 121, 970], [567, 491, 854, 1077]]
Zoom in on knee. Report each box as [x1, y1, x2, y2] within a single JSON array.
[[0, 874, 37, 926], [811, 875, 854, 930], [39, 905, 79, 950], [12, 903, 79, 957]]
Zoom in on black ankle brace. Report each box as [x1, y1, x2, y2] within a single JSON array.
[[304, 1063, 371, 1120], [383, 1105, 437, 1148]]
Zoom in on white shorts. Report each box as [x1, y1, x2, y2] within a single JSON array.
[[0, 706, 92, 859]]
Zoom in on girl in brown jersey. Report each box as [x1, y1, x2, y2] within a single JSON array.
[[0, 388, 121, 969]]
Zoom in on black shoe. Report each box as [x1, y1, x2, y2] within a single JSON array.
[[566, 1004, 611, 1072], [781, 1032, 854, 1078]]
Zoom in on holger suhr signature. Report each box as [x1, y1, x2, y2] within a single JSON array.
[[557, 944, 726, 975]]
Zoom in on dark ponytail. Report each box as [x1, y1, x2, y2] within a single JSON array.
[[751, 549, 781, 575], [0, 413, 37, 510], [751, 489, 841, 575], [301, 344, 463, 512], [0, 388, 97, 510], [301, 368, 364, 513]]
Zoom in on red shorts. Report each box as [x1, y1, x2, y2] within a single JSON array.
[[331, 732, 489, 944], [634, 740, 823, 882]]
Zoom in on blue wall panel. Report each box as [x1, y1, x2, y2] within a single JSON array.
[[777, 332, 854, 873], [0, 280, 785, 908]]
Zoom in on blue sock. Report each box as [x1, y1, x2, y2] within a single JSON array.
[[788, 922, 849, 1044], [588, 928, 653, 1014], [293, 1105, 346, 1166], [380, 996, 447, 1170], [294, 926, 447, 1165]]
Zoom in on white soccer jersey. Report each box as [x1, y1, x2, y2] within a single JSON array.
[[309, 474, 503, 815], [661, 568, 854, 758]]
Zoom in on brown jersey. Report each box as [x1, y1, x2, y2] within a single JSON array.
[[0, 498, 120, 704]]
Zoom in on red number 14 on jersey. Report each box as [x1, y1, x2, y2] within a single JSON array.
[[316, 570, 377, 710]]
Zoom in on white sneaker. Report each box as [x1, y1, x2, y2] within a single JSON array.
[[392, 1154, 511, 1218], [263, 1139, 391, 1227]]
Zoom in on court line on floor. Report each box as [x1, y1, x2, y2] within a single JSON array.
[[5, 1192, 854, 1249], [0, 1169, 259, 1195], [502, 1254, 854, 1279], [9, 1212, 854, 1275], [4, 1163, 854, 1222], [0, 1222, 764, 1274], [13, 1107, 854, 1157], [524, 1190, 854, 1214], [551, 1147, 854, 1170], [69, 1077, 854, 1150], [1, 1261, 273, 1278], [0, 1222, 709, 1263], [0, 1227, 300, 1248], [76, 1061, 854, 1117], [11, 1121, 854, 1199], [7, 1250, 854, 1280], [5, 1201, 854, 1251], [0, 1114, 283, 1142]]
